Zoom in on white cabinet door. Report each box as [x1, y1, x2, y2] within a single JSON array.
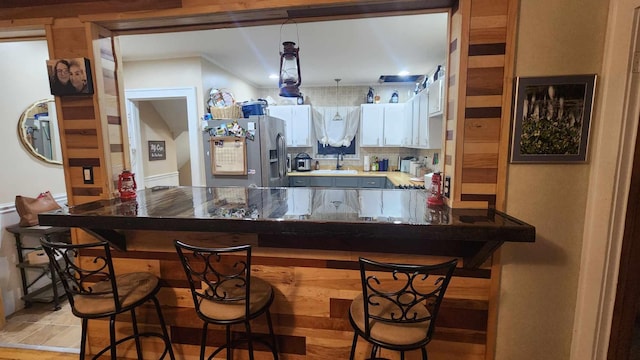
[[426, 114, 443, 149], [403, 101, 414, 146], [268, 106, 293, 146], [358, 190, 382, 218], [291, 105, 311, 147], [418, 91, 429, 148], [382, 104, 405, 146], [428, 79, 444, 115], [269, 105, 311, 147], [411, 95, 420, 147], [360, 104, 384, 146]]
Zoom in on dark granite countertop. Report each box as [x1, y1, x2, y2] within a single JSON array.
[[39, 186, 535, 268]]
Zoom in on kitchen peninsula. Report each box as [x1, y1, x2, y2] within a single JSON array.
[[37, 186, 534, 359]]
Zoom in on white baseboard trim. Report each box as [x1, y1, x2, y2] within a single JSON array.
[[144, 172, 180, 188]]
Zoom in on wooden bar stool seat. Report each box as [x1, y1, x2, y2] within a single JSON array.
[[174, 240, 279, 360], [348, 257, 457, 360], [40, 240, 176, 360]]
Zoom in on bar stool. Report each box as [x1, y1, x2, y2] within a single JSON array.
[[40, 240, 176, 360], [174, 240, 279, 360], [348, 257, 457, 360]]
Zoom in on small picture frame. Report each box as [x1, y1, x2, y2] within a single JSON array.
[[510, 74, 596, 163], [148, 140, 166, 161], [46, 57, 94, 96]]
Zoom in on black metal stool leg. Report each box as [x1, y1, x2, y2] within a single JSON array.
[[44, 234, 61, 311], [421, 347, 428, 360], [245, 321, 255, 360], [226, 325, 232, 360], [151, 295, 176, 360], [130, 308, 143, 360], [349, 331, 358, 360], [80, 318, 88, 360], [265, 309, 279, 359], [201, 322, 208, 360], [109, 315, 117, 360]]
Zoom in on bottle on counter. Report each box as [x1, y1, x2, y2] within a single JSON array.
[[315, 161, 320, 170], [366, 87, 374, 104]]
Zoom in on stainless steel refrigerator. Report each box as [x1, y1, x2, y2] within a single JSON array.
[[203, 116, 288, 187]]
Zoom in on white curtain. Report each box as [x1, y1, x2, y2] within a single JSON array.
[[312, 106, 359, 147]]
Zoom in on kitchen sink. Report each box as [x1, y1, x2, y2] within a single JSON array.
[[311, 169, 358, 174]]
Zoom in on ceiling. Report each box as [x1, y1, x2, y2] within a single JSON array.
[[118, 12, 448, 88]]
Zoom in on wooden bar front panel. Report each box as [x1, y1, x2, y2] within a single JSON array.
[[79, 230, 491, 360]]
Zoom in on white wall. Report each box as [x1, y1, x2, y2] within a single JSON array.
[[496, 0, 610, 359], [0, 40, 67, 317], [139, 102, 179, 179]]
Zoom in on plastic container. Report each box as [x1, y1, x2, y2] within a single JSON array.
[[241, 101, 266, 118]]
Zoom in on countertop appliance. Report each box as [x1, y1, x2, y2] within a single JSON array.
[[294, 152, 312, 171], [203, 116, 288, 187], [400, 157, 414, 173]]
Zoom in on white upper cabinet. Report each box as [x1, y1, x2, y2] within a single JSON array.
[[410, 94, 421, 147], [360, 104, 384, 146], [403, 86, 443, 150], [269, 105, 311, 147], [360, 103, 407, 147], [382, 104, 405, 146], [428, 79, 444, 115]]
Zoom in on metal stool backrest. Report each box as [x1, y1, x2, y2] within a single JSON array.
[[358, 257, 458, 342], [174, 241, 253, 321], [40, 240, 120, 313]]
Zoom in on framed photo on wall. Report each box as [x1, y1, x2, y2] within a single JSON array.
[[510, 74, 596, 163], [46, 57, 94, 96]]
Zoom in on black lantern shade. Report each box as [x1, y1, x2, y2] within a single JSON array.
[[279, 41, 301, 98]]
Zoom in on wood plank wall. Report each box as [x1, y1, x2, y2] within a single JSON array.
[[445, 0, 517, 211], [76, 230, 492, 360], [45, 18, 108, 206], [45, 20, 128, 206]]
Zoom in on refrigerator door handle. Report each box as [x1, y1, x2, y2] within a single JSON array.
[[278, 134, 286, 179]]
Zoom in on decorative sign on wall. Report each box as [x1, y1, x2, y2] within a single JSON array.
[[148, 140, 166, 161]]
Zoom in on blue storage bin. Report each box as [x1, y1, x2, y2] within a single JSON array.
[[241, 101, 266, 118]]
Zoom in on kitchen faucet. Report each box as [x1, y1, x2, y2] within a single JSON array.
[[336, 153, 344, 170]]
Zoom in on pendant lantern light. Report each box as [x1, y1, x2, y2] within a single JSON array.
[[279, 20, 302, 98], [332, 79, 343, 121]]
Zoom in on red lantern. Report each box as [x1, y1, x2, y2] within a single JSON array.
[[427, 172, 444, 206], [279, 41, 302, 98], [118, 169, 137, 200]]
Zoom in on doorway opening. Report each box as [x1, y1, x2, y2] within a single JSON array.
[[125, 87, 203, 188]]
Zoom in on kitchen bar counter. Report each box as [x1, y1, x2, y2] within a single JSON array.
[[39, 186, 534, 269], [37, 186, 535, 358]]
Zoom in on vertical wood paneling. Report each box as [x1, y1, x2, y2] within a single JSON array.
[[46, 19, 106, 206], [447, 0, 515, 211]]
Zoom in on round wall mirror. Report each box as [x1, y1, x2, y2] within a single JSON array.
[[17, 99, 63, 165]]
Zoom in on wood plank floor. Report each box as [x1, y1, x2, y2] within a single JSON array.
[[0, 347, 77, 359], [0, 299, 80, 359]]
